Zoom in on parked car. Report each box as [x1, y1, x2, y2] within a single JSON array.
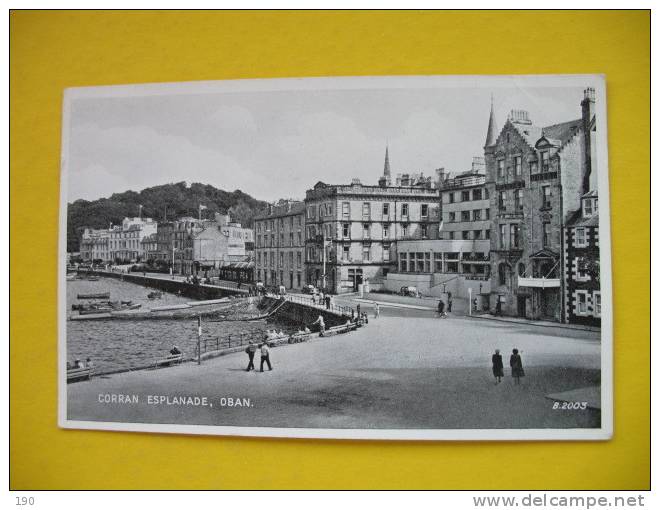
[[302, 284, 318, 295], [400, 286, 418, 297]]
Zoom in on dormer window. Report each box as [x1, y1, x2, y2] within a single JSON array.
[[583, 197, 598, 217]]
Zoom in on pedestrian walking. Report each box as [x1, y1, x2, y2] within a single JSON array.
[[510, 348, 525, 384], [259, 342, 272, 372], [312, 293, 316, 305], [325, 294, 331, 310], [245, 341, 257, 371], [447, 296, 453, 313], [491, 349, 504, 384], [495, 297, 502, 316], [472, 297, 478, 313], [374, 302, 380, 318], [312, 314, 326, 336], [437, 299, 446, 318], [357, 304, 361, 317]]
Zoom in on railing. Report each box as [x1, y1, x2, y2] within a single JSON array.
[[199, 329, 266, 355], [283, 293, 353, 318]]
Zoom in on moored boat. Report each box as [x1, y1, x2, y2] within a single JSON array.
[[77, 292, 110, 299]]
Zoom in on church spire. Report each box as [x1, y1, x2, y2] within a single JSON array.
[[383, 144, 391, 178], [484, 94, 498, 147]]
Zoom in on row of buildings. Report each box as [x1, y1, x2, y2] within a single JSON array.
[[80, 213, 255, 279], [254, 88, 601, 326]]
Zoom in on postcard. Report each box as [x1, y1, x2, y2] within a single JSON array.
[[59, 75, 612, 440]]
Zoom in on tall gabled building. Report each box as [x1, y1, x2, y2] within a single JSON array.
[[484, 89, 597, 321]]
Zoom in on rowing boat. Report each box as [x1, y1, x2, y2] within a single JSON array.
[[77, 292, 110, 299]]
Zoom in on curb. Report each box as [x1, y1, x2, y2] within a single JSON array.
[[468, 314, 600, 333]]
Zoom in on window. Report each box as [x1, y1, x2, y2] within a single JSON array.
[[289, 232, 294, 246], [498, 263, 507, 285], [485, 229, 490, 239], [342, 245, 349, 261], [421, 204, 429, 218], [575, 227, 587, 247], [448, 212, 456, 222], [583, 198, 596, 217], [296, 252, 302, 266], [401, 203, 409, 218], [461, 210, 470, 221], [383, 243, 391, 262], [497, 160, 505, 178], [542, 186, 552, 208], [461, 191, 470, 202], [362, 202, 371, 219], [514, 156, 522, 177], [541, 151, 550, 171], [543, 222, 551, 247], [362, 223, 370, 239], [518, 262, 526, 277], [486, 209, 490, 220], [424, 253, 431, 273], [297, 273, 301, 287], [434, 253, 443, 272], [576, 291, 588, 315], [449, 231, 455, 240], [498, 191, 506, 210], [473, 209, 481, 221], [402, 224, 408, 237], [297, 232, 302, 245], [499, 224, 506, 249], [510, 224, 520, 248], [342, 223, 350, 238], [416, 252, 425, 272], [594, 292, 601, 317], [449, 193, 455, 204], [473, 189, 482, 200], [421, 224, 428, 239], [473, 230, 482, 240], [279, 252, 284, 267], [400, 253, 408, 272], [289, 252, 294, 266], [383, 224, 389, 238], [576, 256, 589, 280], [514, 189, 523, 211], [530, 160, 538, 173], [382, 203, 390, 217], [362, 244, 370, 261], [462, 231, 470, 240], [342, 202, 350, 219]]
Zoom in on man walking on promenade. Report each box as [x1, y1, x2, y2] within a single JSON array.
[[325, 294, 331, 310], [374, 302, 380, 318], [245, 341, 257, 371], [260, 342, 272, 372], [447, 294, 453, 313]]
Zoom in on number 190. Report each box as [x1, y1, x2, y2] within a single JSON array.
[[16, 497, 34, 506]]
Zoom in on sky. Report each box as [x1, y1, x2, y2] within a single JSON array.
[[66, 82, 588, 203]]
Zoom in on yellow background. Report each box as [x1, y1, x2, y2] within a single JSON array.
[[10, 10, 650, 489]]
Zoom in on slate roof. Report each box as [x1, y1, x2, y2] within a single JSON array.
[[542, 119, 582, 147]]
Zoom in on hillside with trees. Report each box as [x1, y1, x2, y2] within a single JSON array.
[[67, 182, 269, 252]]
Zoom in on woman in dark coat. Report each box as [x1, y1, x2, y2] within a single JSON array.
[[510, 348, 525, 384], [491, 349, 504, 384]]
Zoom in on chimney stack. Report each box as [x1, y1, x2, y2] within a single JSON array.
[[509, 109, 531, 125], [581, 87, 596, 194]]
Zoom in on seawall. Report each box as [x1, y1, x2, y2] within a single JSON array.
[[260, 296, 349, 328], [85, 270, 248, 300]]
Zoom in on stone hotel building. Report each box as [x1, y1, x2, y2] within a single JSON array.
[[254, 201, 306, 290]]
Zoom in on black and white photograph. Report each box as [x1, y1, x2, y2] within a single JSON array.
[[58, 75, 612, 440]]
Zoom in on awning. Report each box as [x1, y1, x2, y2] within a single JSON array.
[[518, 277, 560, 288]]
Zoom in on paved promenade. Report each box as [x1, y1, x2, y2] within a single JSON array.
[[68, 313, 601, 430]]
